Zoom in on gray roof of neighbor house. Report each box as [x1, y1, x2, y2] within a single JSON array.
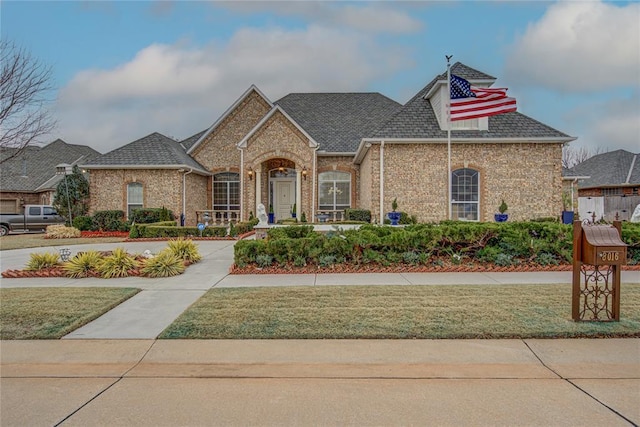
[[373, 62, 573, 140], [275, 93, 402, 153], [0, 139, 100, 192], [82, 132, 209, 174], [568, 149, 639, 189]]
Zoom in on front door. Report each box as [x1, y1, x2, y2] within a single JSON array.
[[275, 180, 295, 221]]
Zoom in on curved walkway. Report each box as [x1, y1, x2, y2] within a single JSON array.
[[1, 241, 639, 339]]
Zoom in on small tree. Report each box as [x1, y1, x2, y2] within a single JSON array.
[[53, 165, 90, 224]]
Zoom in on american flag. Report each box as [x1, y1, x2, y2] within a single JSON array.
[[450, 74, 517, 121]]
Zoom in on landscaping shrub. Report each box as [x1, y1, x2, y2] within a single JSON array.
[[141, 250, 185, 277], [255, 254, 273, 268], [130, 207, 174, 224], [93, 210, 129, 232], [25, 252, 60, 270], [45, 224, 81, 239], [72, 216, 96, 231], [63, 251, 102, 278], [344, 208, 371, 223], [234, 240, 267, 267], [166, 238, 202, 263], [99, 248, 138, 278], [267, 225, 315, 240], [132, 225, 227, 238]]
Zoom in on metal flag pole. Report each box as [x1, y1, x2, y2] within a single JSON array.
[[446, 55, 452, 220]]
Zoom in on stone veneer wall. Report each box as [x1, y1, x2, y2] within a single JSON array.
[[184, 173, 209, 226], [381, 142, 563, 222], [243, 111, 315, 221], [89, 169, 184, 221], [191, 90, 271, 172]]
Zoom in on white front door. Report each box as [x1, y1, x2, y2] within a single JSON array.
[[275, 180, 295, 221]]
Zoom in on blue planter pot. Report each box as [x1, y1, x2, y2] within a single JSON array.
[[562, 211, 574, 224], [268, 213, 275, 224], [388, 211, 401, 226], [494, 213, 509, 222]]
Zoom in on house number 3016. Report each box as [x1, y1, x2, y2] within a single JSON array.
[[599, 251, 620, 262]]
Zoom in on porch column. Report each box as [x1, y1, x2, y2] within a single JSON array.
[[296, 168, 302, 221], [255, 165, 262, 212]]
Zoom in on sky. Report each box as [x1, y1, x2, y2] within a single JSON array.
[[2, 0, 639, 155]]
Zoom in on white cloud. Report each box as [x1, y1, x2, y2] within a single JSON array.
[[218, 1, 423, 34], [55, 25, 411, 153], [506, 1, 640, 92], [565, 91, 640, 154]]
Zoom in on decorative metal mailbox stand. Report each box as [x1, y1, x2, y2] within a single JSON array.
[[572, 217, 627, 321]]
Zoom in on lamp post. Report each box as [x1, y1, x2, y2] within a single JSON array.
[[56, 163, 73, 226]]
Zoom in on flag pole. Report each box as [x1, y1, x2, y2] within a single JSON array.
[[446, 55, 452, 220]]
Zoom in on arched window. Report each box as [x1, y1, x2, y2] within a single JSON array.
[[127, 182, 143, 218], [319, 171, 351, 211], [451, 168, 479, 221], [213, 172, 240, 211]]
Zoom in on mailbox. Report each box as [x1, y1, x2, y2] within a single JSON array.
[[581, 225, 627, 266]]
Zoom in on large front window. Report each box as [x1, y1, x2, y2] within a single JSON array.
[[451, 168, 479, 221], [213, 172, 240, 211], [127, 182, 143, 218], [319, 171, 351, 211]]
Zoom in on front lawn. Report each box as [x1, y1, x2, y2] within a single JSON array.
[[0, 287, 140, 339], [160, 284, 640, 339]]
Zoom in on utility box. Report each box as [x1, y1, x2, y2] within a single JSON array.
[[572, 219, 627, 322]]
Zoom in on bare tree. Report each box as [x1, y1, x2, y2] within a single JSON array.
[[562, 145, 605, 169], [0, 40, 56, 164]]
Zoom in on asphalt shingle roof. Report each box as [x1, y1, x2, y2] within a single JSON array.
[[181, 130, 206, 151], [374, 62, 572, 140], [83, 132, 208, 173], [275, 93, 401, 152], [568, 149, 639, 188], [0, 139, 100, 192]]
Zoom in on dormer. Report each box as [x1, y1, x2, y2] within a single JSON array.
[[423, 63, 497, 131]]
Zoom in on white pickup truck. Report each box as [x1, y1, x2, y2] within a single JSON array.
[[0, 205, 66, 236]]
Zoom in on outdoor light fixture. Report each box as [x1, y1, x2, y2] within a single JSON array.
[[247, 168, 254, 181], [278, 166, 285, 173], [302, 166, 308, 180]]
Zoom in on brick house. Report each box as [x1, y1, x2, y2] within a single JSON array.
[[83, 62, 575, 226], [564, 150, 640, 221], [0, 139, 99, 213]]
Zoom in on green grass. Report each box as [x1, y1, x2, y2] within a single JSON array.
[[0, 287, 140, 339], [160, 284, 640, 339], [0, 234, 125, 251]]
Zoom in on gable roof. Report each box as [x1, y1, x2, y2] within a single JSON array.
[[187, 85, 272, 155], [238, 105, 319, 149], [372, 62, 574, 141], [180, 130, 206, 151], [568, 149, 639, 189], [0, 139, 100, 192], [82, 132, 209, 174], [275, 92, 401, 153]]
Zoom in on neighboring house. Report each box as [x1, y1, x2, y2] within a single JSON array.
[[0, 139, 100, 213], [566, 150, 640, 221], [83, 62, 575, 226]]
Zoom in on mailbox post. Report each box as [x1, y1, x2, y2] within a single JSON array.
[[572, 218, 627, 321]]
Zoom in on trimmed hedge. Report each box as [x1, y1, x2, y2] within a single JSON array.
[[234, 221, 640, 268], [130, 207, 174, 224], [345, 208, 371, 223], [130, 224, 228, 238], [93, 210, 129, 232]]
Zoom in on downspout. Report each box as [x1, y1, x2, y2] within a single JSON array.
[[312, 146, 318, 221], [379, 141, 385, 224], [182, 167, 193, 226], [571, 178, 577, 211], [240, 148, 244, 221]]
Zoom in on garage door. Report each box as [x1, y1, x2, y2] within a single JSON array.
[[0, 199, 19, 214]]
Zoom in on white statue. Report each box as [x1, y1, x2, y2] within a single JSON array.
[[631, 204, 640, 223], [257, 203, 268, 226]]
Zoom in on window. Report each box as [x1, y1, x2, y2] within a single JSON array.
[[451, 168, 479, 221], [43, 206, 57, 216], [319, 171, 351, 211], [602, 188, 622, 197], [127, 182, 143, 218], [213, 172, 240, 211], [28, 206, 41, 216]]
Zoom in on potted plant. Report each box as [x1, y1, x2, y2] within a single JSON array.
[[388, 198, 401, 226], [291, 203, 297, 219], [494, 199, 509, 222], [561, 191, 574, 224], [268, 204, 275, 224]]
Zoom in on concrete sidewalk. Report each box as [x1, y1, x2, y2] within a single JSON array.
[[1, 339, 638, 426]]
